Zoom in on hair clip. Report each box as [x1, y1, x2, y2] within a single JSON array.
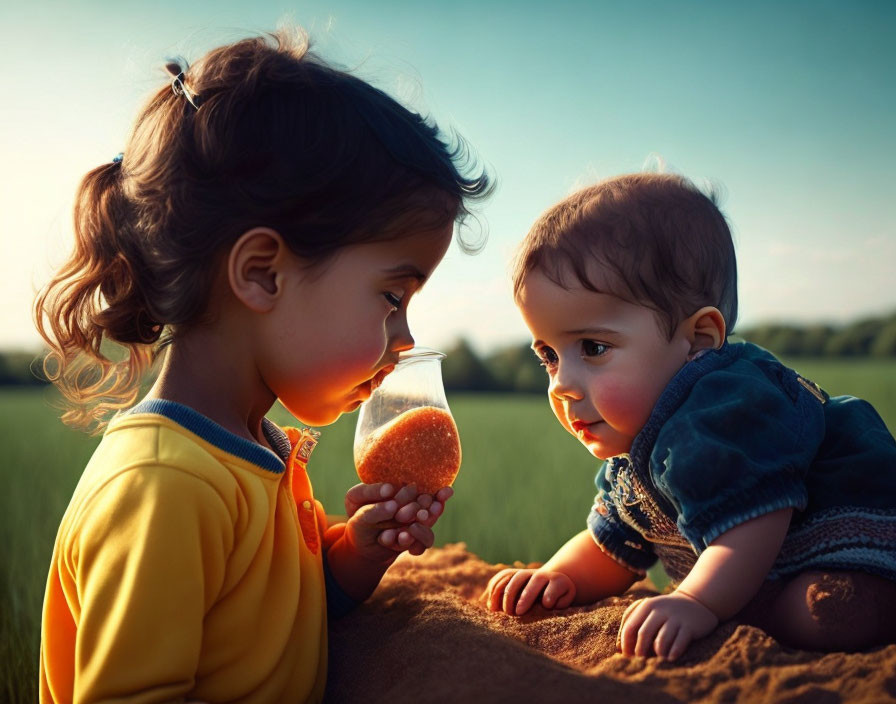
[[171, 72, 202, 110], [112, 153, 124, 164]]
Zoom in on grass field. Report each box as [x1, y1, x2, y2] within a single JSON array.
[[2, 358, 895, 701]]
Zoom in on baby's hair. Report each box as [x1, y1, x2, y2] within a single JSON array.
[[512, 173, 738, 340], [35, 28, 491, 432]]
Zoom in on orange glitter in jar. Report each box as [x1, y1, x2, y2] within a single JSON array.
[[356, 406, 461, 494]]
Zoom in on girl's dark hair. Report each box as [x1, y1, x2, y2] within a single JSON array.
[[512, 173, 738, 339], [34, 29, 491, 431]]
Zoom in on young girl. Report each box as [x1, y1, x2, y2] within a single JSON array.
[[485, 173, 896, 661], [35, 30, 489, 702]]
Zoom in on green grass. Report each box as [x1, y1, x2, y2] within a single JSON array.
[[3, 358, 895, 701]]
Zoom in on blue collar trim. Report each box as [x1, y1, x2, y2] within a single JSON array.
[[118, 399, 287, 474]]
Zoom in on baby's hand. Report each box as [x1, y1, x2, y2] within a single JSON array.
[[484, 568, 577, 615], [618, 592, 719, 661], [343, 483, 453, 562]]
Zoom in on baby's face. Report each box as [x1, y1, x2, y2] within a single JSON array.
[[517, 269, 693, 459]]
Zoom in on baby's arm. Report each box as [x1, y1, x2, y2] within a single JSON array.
[[485, 529, 639, 614], [619, 507, 793, 660]]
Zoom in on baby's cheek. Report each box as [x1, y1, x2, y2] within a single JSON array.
[[549, 396, 575, 436], [597, 382, 653, 433]]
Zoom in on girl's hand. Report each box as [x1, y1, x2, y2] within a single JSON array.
[[618, 592, 719, 661], [484, 568, 577, 615], [343, 483, 453, 561]]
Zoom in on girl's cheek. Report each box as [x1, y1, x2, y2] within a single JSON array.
[[330, 323, 389, 370]]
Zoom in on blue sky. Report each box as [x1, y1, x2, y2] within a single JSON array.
[[2, 1, 894, 352]]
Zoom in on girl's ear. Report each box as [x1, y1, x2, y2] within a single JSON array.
[[682, 306, 726, 355], [227, 228, 291, 313]]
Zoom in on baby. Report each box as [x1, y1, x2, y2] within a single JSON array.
[[486, 173, 896, 660]]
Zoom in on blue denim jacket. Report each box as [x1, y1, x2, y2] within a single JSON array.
[[587, 341, 896, 583]]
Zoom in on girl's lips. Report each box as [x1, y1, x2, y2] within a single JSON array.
[[369, 365, 396, 393]]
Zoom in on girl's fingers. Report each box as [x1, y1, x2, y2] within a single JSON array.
[[394, 501, 422, 523], [345, 482, 394, 516], [378, 528, 398, 547], [435, 487, 454, 503], [393, 483, 418, 506], [406, 521, 435, 548], [355, 499, 398, 525], [415, 501, 442, 527], [417, 494, 434, 510]]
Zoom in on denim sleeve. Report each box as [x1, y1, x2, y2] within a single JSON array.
[[651, 360, 825, 551], [587, 464, 656, 575]]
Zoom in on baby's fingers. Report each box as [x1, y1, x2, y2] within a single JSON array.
[[634, 610, 665, 657], [503, 571, 537, 615], [653, 621, 680, 661], [666, 626, 693, 662], [542, 577, 575, 610], [515, 573, 550, 615], [619, 599, 649, 656], [485, 570, 516, 611]]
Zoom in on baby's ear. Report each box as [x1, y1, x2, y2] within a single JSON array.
[[683, 306, 726, 355], [227, 228, 291, 312]]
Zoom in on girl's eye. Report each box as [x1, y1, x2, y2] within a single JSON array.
[[582, 340, 609, 357], [534, 346, 558, 372], [384, 292, 403, 311]]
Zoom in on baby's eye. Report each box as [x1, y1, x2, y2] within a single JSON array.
[[384, 292, 403, 311], [534, 345, 559, 372], [581, 340, 609, 357]]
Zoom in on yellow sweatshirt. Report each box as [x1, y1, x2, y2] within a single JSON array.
[[40, 399, 329, 703]]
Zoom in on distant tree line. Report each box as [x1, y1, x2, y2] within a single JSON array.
[[2, 311, 895, 389], [735, 311, 896, 359], [442, 310, 896, 393], [441, 339, 547, 394], [0, 351, 47, 387]]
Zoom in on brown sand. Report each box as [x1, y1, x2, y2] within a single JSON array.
[[327, 544, 896, 703]]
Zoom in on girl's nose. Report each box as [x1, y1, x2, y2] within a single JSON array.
[[388, 313, 415, 352]]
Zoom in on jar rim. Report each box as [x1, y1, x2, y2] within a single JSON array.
[[396, 346, 446, 363]]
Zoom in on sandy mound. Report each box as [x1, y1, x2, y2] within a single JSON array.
[[327, 544, 896, 703]]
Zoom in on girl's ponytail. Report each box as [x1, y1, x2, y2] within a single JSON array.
[[34, 157, 160, 432]]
